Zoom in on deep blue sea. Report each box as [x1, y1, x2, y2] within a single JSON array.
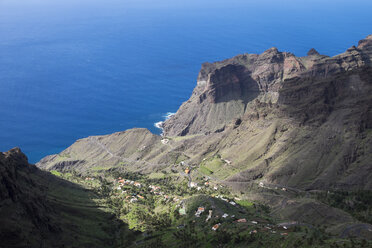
[[0, 0, 371, 163]]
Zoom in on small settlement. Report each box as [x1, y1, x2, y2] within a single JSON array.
[[107, 169, 294, 238]]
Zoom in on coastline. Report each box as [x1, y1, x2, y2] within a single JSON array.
[[154, 112, 175, 135]]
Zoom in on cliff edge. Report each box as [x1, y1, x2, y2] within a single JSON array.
[[162, 35, 372, 136]]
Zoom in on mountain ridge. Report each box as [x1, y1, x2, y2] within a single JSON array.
[[37, 35, 372, 192]]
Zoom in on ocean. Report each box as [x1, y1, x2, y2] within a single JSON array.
[[0, 0, 371, 163]]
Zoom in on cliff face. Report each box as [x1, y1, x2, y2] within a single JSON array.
[[37, 35, 372, 191], [162, 35, 372, 136]]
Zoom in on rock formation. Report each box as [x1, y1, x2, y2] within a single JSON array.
[[162, 35, 372, 136]]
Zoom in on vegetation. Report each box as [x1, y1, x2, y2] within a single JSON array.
[[315, 190, 372, 224], [46, 170, 372, 247]]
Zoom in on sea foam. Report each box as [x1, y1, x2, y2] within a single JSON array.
[[163, 112, 175, 120], [154, 121, 164, 129], [154, 112, 175, 134]]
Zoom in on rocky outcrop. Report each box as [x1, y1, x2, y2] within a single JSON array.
[[162, 35, 372, 136], [307, 48, 320, 56]]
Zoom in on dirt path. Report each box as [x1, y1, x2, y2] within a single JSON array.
[[277, 221, 314, 229], [88, 137, 119, 159], [88, 137, 166, 168]]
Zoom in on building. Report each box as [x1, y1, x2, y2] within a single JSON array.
[[190, 182, 198, 188], [205, 210, 213, 222], [212, 223, 221, 231], [195, 207, 205, 217], [224, 159, 232, 165], [179, 208, 186, 215], [134, 182, 142, 188]]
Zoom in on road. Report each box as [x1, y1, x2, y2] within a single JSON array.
[[179, 171, 192, 187]]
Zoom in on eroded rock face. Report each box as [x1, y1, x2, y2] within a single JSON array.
[[200, 64, 259, 104], [162, 35, 372, 136]]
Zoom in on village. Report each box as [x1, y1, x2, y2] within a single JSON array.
[[101, 168, 295, 238], [50, 166, 335, 247], [54, 152, 326, 246]]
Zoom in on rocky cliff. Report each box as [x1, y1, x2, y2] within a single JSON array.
[[162, 35, 372, 136], [37, 35, 372, 191]]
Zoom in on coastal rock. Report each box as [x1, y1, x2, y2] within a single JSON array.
[[163, 36, 372, 136], [163, 48, 308, 136]]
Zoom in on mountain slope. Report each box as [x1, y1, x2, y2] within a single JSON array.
[[37, 35, 372, 191], [0, 148, 132, 247]]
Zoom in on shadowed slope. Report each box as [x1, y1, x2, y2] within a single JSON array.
[[0, 148, 133, 247]]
